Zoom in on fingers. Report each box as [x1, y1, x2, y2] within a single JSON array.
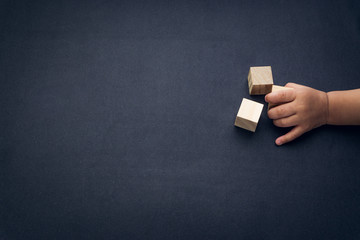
[[273, 115, 299, 127], [285, 82, 303, 89], [275, 126, 305, 146], [268, 103, 296, 120], [265, 89, 295, 104]]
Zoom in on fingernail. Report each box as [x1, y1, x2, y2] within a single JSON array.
[[276, 139, 282, 145]]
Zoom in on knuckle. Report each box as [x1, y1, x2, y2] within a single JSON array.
[[274, 119, 285, 127], [267, 110, 274, 119], [277, 107, 286, 116], [280, 91, 287, 99], [297, 104, 306, 113], [279, 119, 286, 126]]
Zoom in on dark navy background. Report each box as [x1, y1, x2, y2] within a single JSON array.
[[1, 0, 360, 239]]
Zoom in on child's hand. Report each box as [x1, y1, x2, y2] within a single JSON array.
[[265, 83, 329, 145]]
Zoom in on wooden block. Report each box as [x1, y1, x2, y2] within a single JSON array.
[[268, 85, 293, 110], [234, 98, 264, 132], [248, 66, 273, 95]]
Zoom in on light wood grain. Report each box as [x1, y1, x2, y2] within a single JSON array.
[[234, 98, 264, 132], [248, 66, 273, 95]]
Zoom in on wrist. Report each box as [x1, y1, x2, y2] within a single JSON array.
[[326, 91, 337, 125], [316, 90, 329, 127], [325, 91, 330, 125]]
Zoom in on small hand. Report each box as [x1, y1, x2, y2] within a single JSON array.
[[265, 83, 329, 145]]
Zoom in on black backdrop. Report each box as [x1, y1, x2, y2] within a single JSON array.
[[1, 0, 360, 239]]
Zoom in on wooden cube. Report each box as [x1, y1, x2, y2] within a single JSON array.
[[268, 85, 293, 110], [248, 66, 273, 95], [234, 98, 264, 132]]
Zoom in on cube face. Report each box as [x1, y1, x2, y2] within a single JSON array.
[[248, 66, 273, 95], [238, 98, 264, 122], [249, 84, 273, 95], [250, 66, 273, 85], [234, 98, 264, 132], [268, 85, 293, 109], [235, 116, 257, 132]]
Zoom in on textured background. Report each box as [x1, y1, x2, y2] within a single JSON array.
[[1, 0, 360, 239]]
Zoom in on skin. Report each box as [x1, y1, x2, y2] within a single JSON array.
[[265, 83, 360, 146]]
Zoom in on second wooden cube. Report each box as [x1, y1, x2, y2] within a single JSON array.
[[248, 66, 273, 95], [234, 98, 264, 132]]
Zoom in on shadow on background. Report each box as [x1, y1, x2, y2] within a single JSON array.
[[233, 124, 256, 138]]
